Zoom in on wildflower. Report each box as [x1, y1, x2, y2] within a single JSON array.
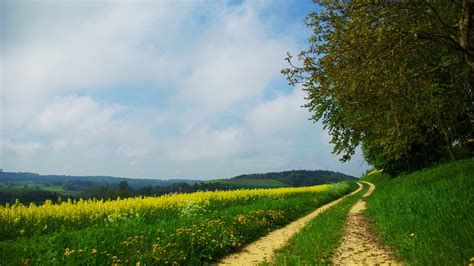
[[410, 232, 415, 237], [91, 248, 97, 255], [64, 248, 75, 256]]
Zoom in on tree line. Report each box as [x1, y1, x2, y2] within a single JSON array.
[[233, 170, 355, 186]]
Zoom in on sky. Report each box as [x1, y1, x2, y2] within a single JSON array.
[[0, 0, 369, 180]]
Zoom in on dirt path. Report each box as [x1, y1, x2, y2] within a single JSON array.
[[217, 182, 364, 266], [332, 181, 402, 265]]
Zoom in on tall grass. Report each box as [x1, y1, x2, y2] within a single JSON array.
[[362, 158, 474, 265]]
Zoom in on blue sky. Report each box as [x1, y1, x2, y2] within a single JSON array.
[[0, 0, 368, 179]]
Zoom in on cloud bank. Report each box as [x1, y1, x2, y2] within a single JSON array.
[[0, 0, 368, 179]]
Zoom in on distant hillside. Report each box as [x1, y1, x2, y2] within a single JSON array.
[[0, 172, 200, 189], [232, 170, 356, 187], [204, 179, 288, 189]]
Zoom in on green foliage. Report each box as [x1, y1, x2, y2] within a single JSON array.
[[284, 1, 474, 174], [269, 183, 369, 265], [0, 182, 357, 265], [361, 158, 474, 264]]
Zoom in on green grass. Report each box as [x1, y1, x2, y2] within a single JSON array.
[[361, 158, 474, 265], [0, 182, 358, 265], [0, 183, 66, 193], [0, 182, 79, 198], [265, 182, 368, 265]]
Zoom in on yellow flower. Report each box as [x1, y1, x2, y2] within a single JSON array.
[[63, 248, 75, 256], [410, 232, 415, 237], [1, 183, 331, 242], [91, 248, 97, 255]]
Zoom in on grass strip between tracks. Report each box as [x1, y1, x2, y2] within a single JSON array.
[[265, 182, 369, 265]]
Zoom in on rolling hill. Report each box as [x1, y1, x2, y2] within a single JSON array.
[[231, 170, 356, 187], [0, 171, 200, 189]]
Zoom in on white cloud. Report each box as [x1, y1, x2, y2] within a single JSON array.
[[176, 3, 292, 111], [24, 95, 158, 160], [0, 140, 42, 157], [246, 88, 309, 135], [31, 96, 120, 134], [2, 2, 195, 135]]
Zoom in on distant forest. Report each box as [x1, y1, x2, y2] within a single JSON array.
[[233, 170, 356, 187]]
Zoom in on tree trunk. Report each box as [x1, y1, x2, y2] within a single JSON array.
[[459, 0, 474, 70], [440, 126, 456, 161]]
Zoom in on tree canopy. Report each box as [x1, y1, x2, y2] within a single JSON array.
[[284, 1, 474, 175]]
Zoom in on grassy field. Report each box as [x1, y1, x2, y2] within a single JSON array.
[[204, 179, 288, 188], [0, 181, 357, 265], [361, 158, 474, 265], [0, 183, 66, 193], [264, 182, 368, 265]]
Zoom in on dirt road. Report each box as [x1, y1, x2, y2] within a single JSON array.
[[217, 183, 363, 266], [332, 181, 402, 265]]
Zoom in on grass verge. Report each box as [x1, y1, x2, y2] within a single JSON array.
[[265, 182, 369, 265], [361, 157, 474, 265]]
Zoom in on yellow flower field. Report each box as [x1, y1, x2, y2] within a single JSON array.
[[0, 182, 356, 265], [0, 184, 329, 240]]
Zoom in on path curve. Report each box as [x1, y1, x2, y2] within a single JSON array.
[[360, 181, 375, 198], [217, 182, 364, 266], [332, 181, 402, 265]]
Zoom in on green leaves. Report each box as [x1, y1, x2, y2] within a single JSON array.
[[284, 1, 474, 174]]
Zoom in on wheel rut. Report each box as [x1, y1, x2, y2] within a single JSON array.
[[332, 181, 402, 265]]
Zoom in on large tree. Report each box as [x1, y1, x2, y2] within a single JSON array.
[[284, 1, 474, 175]]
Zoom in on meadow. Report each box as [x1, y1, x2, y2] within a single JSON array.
[[362, 158, 474, 265], [0, 181, 357, 265]]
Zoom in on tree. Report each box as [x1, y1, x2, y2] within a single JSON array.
[[118, 181, 131, 191], [284, 1, 474, 175]]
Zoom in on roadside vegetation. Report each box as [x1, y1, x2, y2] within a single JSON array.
[[282, 2, 474, 264], [361, 158, 474, 265], [0, 181, 357, 265]]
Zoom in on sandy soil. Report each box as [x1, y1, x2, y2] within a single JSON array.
[[216, 182, 363, 266], [332, 181, 402, 265]]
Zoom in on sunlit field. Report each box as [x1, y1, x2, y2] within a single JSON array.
[[0, 182, 357, 265]]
